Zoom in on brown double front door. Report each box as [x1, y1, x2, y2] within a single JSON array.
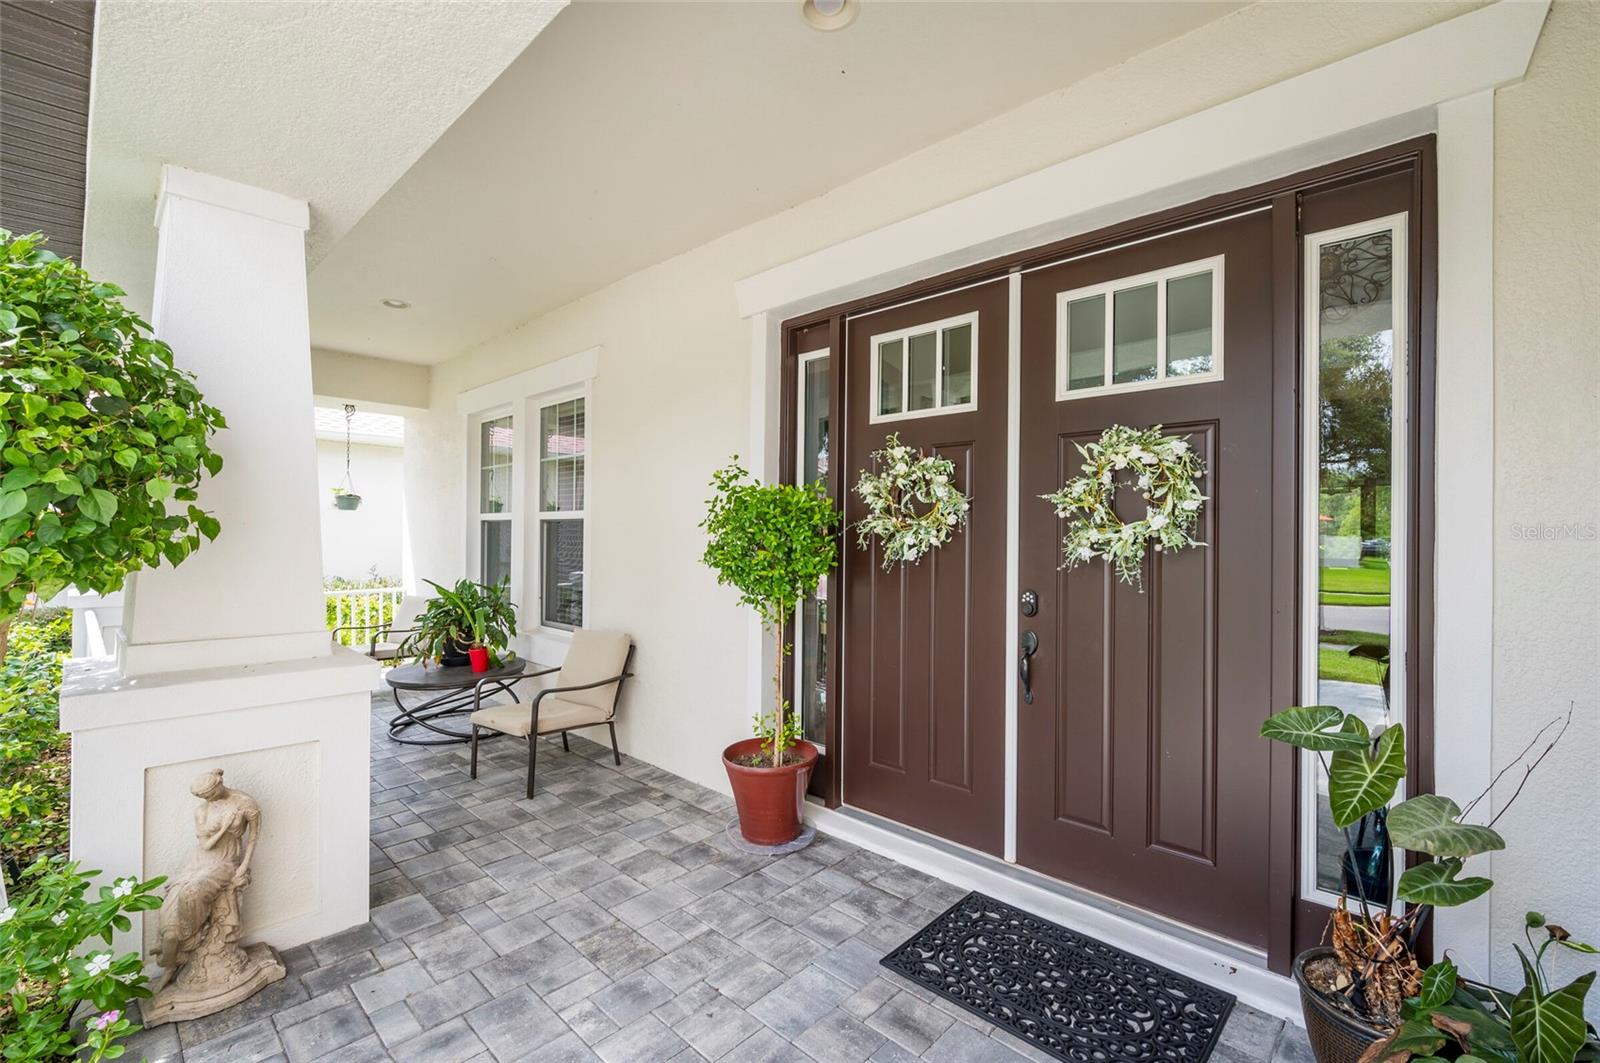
[[841, 214, 1282, 947]]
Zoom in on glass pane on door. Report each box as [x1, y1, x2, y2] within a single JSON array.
[[907, 331, 937, 411], [1065, 294, 1105, 391], [878, 339, 903, 416], [1166, 271, 1214, 376], [799, 356, 830, 745], [1112, 283, 1158, 384], [942, 323, 973, 406]]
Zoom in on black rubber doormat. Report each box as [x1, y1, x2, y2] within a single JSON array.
[[881, 892, 1236, 1062]]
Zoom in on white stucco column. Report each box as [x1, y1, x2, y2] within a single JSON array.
[[117, 167, 330, 675], [59, 167, 376, 958]]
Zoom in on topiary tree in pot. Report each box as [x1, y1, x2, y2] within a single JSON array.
[[0, 230, 225, 660], [700, 459, 839, 846]]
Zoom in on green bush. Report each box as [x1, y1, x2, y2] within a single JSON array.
[[1, 609, 71, 889], [0, 858, 164, 1062]]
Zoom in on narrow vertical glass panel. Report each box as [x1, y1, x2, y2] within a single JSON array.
[[479, 416, 512, 513], [907, 331, 937, 411], [539, 399, 586, 512], [1166, 271, 1214, 376], [1112, 283, 1158, 384], [941, 323, 972, 406], [1312, 228, 1396, 901], [1065, 294, 1106, 391], [798, 356, 830, 746], [878, 339, 903, 416], [480, 520, 512, 588], [541, 518, 584, 628]]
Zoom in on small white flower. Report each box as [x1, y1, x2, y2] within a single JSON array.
[[86, 953, 112, 976], [111, 878, 134, 899], [1147, 512, 1169, 530], [51, 911, 68, 926], [1077, 546, 1095, 560], [0, 906, 15, 925], [1171, 439, 1189, 453], [1180, 498, 1201, 511]]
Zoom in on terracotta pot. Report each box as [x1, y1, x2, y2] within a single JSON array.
[[1293, 947, 1388, 1063], [468, 646, 490, 673], [722, 738, 818, 846]]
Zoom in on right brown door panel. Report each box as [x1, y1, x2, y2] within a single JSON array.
[[1017, 210, 1279, 949]]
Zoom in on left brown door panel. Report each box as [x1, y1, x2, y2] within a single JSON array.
[[841, 280, 1009, 856]]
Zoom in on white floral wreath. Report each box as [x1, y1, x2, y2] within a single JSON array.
[[855, 433, 971, 568], [1042, 424, 1207, 590]]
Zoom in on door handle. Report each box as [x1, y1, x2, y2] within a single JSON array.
[[1019, 630, 1038, 704]]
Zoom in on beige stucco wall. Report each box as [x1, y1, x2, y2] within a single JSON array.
[[1487, 0, 1598, 1004], [405, 0, 1597, 993]]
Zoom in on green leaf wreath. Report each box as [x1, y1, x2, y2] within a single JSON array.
[[1041, 424, 1207, 589], [854, 433, 970, 569]]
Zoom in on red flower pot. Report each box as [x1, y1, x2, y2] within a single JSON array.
[[468, 646, 490, 673], [722, 738, 818, 846]]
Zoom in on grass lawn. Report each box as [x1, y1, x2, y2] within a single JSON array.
[[1320, 558, 1391, 607], [1318, 646, 1386, 685]]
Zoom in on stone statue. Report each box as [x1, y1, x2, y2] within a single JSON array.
[[143, 769, 285, 1025]]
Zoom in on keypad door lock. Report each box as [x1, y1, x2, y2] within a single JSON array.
[[1020, 589, 1038, 617]]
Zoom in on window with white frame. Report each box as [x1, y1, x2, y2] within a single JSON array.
[[536, 396, 586, 629], [1055, 255, 1224, 400], [869, 312, 977, 423], [477, 414, 514, 588]]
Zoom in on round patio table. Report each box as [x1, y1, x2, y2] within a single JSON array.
[[385, 656, 557, 746]]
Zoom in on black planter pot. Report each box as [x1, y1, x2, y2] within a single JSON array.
[[439, 638, 472, 669], [1293, 947, 1388, 1063]]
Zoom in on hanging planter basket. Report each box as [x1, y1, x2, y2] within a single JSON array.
[[331, 403, 364, 511]]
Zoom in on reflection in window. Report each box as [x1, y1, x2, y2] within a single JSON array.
[[477, 415, 513, 586], [872, 314, 978, 421], [797, 354, 830, 747], [1307, 224, 1402, 902], [1055, 257, 1220, 398]]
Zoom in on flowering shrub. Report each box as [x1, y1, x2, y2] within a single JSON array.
[[1, 608, 71, 889], [0, 859, 164, 1061], [1041, 424, 1207, 590], [854, 434, 970, 568]]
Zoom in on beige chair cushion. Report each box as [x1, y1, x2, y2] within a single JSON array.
[[371, 641, 402, 661], [555, 630, 632, 712], [471, 696, 610, 739]]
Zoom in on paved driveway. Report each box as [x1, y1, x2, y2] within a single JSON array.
[[122, 694, 1313, 1063]]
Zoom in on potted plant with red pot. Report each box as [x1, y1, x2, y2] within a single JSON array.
[[700, 459, 839, 846], [1260, 705, 1594, 1063], [400, 578, 516, 671]]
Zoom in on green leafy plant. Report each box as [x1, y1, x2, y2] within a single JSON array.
[[1, 608, 72, 891], [0, 858, 165, 1062], [0, 230, 226, 660], [399, 579, 516, 665], [1261, 704, 1575, 1035], [1363, 915, 1598, 1063], [700, 459, 839, 768]]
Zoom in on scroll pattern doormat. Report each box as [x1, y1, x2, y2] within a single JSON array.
[[881, 892, 1236, 1063]]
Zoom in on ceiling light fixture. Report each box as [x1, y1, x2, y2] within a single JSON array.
[[381, 298, 410, 310], [802, 0, 858, 32]]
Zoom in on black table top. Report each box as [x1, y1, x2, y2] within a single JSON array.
[[385, 655, 555, 691]]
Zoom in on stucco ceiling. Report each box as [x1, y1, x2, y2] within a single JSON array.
[[81, 0, 566, 317], [308, 0, 1241, 364]]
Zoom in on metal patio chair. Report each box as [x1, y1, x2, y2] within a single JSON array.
[[331, 593, 424, 662], [468, 630, 635, 798]]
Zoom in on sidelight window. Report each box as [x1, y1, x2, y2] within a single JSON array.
[[1300, 214, 1408, 909], [795, 350, 830, 748], [870, 313, 978, 423], [1054, 256, 1223, 399]]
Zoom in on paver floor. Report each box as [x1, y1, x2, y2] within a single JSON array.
[[123, 694, 1314, 1063]]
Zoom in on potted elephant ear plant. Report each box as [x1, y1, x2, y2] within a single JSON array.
[[1261, 705, 1592, 1063], [400, 578, 516, 670], [700, 459, 839, 846]]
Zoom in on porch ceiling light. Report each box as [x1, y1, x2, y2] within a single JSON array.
[[381, 298, 410, 309], [802, 0, 858, 32]]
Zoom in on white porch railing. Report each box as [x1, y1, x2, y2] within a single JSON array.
[[325, 586, 403, 647]]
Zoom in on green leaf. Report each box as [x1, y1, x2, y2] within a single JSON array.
[[1510, 970, 1595, 1063], [1259, 705, 1370, 751], [114, 448, 138, 469], [1388, 1017, 1448, 1058], [1398, 858, 1494, 907], [1388, 794, 1506, 858], [0, 488, 27, 519], [1326, 719, 1406, 828], [144, 478, 173, 500], [0, 546, 26, 566], [1416, 960, 1460, 1010], [78, 488, 119, 524], [196, 514, 220, 541], [1, 467, 38, 489]]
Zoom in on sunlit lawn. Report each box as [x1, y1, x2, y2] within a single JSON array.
[[1320, 558, 1390, 607]]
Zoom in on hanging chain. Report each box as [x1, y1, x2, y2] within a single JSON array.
[[343, 403, 356, 490]]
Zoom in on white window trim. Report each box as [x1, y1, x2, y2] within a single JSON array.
[[1298, 212, 1409, 911], [529, 387, 590, 634], [867, 310, 979, 424], [1053, 254, 1225, 401], [794, 348, 830, 751]]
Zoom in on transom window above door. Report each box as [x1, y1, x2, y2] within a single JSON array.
[[869, 312, 977, 423], [1055, 255, 1224, 400]]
